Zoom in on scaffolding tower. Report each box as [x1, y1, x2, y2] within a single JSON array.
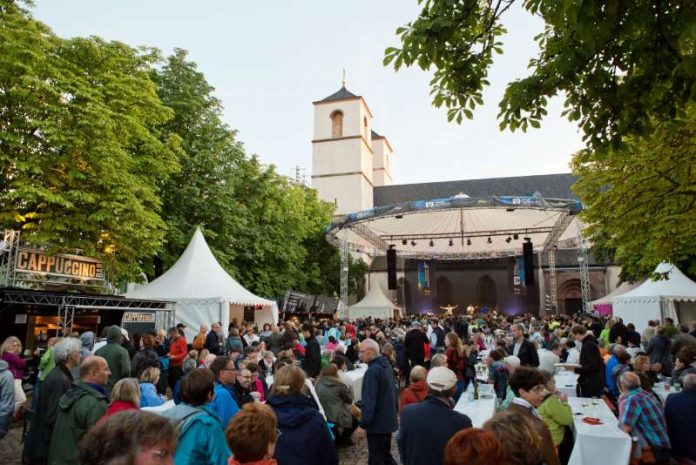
[[577, 225, 592, 313]]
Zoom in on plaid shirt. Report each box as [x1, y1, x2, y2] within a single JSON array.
[[620, 388, 671, 449]]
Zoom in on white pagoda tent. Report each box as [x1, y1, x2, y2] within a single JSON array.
[[347, 285, 399, 320], [591, 280, 644, 316], [126, 228, 278, 338], [613, 263, 696, 334]]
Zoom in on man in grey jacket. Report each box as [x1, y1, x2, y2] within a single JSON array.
[[0, 359, 14, 439]]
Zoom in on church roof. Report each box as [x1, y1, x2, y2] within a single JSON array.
[[371, 129, 383, 139], [317, 86, 360, 103], [373, 173, 578, 207]]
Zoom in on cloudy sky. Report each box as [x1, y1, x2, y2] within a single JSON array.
[[33, 0, 584, 185]]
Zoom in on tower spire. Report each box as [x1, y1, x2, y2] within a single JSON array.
[[341, 69, 346, 88]]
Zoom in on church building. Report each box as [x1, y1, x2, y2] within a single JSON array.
[[311, 85, 616, 315]]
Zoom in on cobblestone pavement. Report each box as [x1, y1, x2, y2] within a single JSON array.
[[338, 436, 402, 465], [0, 424, 23, 465]]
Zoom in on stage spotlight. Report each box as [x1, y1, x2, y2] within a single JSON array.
[[448, 239, 454, 247], [402, 239, 407, 245], [466, 239, 472, 246], [429, 240, 434, 247], [487, 237, 492, 244], [513, 233, 519, 240], [506, 236, 512, 243], [411, 240, 417, 246]]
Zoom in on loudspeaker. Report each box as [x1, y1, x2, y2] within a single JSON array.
[[387, 248, 397, 290], [523, 241, 535, 286]]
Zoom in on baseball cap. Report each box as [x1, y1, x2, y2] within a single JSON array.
[[426, 367, 457, 392], [504, 355, 521, 368], [176, 323, 187, 329]]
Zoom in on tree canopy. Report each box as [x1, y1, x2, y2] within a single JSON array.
[[386, 0, 696, 278], [0, 2, 354, 298], [0, 1, 180, 280]]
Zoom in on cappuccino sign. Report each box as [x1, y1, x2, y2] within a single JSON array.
[[15, 248, 105, 281]]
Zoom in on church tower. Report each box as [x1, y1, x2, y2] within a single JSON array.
[[311, 86, 375, 215]]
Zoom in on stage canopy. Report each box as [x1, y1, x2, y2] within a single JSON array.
[[326, 194, 583, 259], [126, 228, 278, 336]]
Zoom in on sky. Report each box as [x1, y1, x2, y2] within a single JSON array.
[[32, 0, 584, 185]]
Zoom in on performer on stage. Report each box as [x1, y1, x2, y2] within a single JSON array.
[[439, 304, 458, 316]]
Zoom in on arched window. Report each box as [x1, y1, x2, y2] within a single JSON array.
[[476, 275, 497, 307], [330, 110, 343, 138]]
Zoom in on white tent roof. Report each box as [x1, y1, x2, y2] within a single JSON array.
[[126, 228, 275, 308], [349, 286, 397, 311], [613, 263, 696, 304], [591, 280, 644, 306]]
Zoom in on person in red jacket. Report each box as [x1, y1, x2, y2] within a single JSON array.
[[168, 326, 188, 390], [96, 378, 140, 428], [400, 365, 428, 410]]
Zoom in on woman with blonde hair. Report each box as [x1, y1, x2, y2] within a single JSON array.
[[445, 332, 467, 399], [1, 336, 26, 414], [266, 365, 337, 465], [139, 367, 166, 407], [97, 377, 140, 426]]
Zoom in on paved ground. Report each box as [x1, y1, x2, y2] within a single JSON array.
[[338, 436, 402, 465], [0, 423, 23, 465]]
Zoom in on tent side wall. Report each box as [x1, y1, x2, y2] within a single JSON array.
[[229, 303, 278, 328], [175, 298, 225, 341], [612, 300, 661, 335], [348, 306, 394, 320]]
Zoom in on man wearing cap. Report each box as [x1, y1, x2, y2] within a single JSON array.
[[94, 325, 130, 393], [397, 366, 472, 465]]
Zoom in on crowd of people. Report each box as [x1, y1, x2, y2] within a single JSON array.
[[1, 311, 695, 465]]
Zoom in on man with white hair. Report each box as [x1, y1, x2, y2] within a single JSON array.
[[25, 337, 82, 465], [353, 338, 398, 465], [619, 371, 671, 463], [398, 367, 472, 465], [665, 373, 696, 463]]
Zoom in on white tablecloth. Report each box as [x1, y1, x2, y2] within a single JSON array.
[[453, 391, 497, 428], [142, 399, 175, 414], [344, 368, 367, 402], [555, 372, 579, 398], [568, 397, 632, 465], [651, 384, 675, 403]]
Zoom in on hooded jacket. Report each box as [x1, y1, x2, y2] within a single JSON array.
[[399, 380, 428, 409], [0, 360, 14, 439], [25, 363, 73, 460], [315, 376, 353, 429], [265, 394, 338, 465], [162, 403, 230, 465], [48, 381, 109, 465], [94, 325, 131, 391], [359, 355, 398, 434], [132, 347, 160, 379]]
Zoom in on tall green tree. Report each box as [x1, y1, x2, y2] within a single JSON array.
[[385, 0, 696, 277], [0, 1, 180, 280], [572, 105, 696, 279], [153, 50, 346, 298]]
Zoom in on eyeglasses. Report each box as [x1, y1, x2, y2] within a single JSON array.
[[530, 385, 546, 393], [239, 375, 252, 380]]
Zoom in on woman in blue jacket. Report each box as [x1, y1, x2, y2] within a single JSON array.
[[266, 365, 338, 465], [139, 367, 166, 407], [162, 368, 230, 465]]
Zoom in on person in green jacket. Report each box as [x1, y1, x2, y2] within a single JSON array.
[[48, 356, 110, 465], [537, 371, 573, 446], [95, 325, 131, 393]]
